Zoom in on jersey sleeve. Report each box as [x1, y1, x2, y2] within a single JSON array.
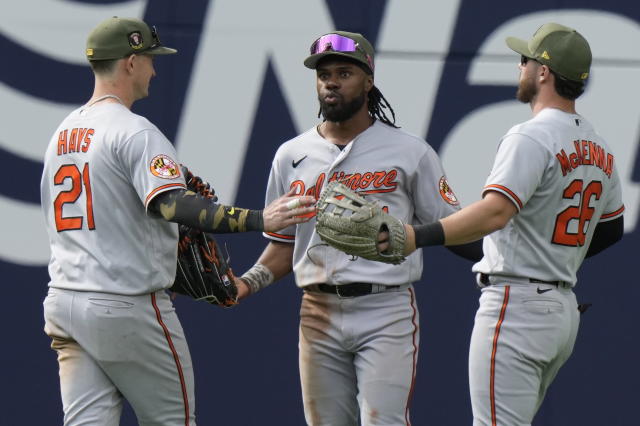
[[599, 166, 625, 222], [481, 133, 549, 211], [116, 129, 186, 208], [262, 157, 295, 242], [412, 146, 461, 223]]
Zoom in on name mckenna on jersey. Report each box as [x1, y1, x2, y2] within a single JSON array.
[[290, 169, 398, 198], [56, 128, 95, 155], [556, 139, 614, 178]]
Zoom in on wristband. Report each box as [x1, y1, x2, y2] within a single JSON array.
[[413, 221, 445, 247], [241, 263, 274, 294]]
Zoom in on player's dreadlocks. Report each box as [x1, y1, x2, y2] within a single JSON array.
[[367, 86, 398, 128]]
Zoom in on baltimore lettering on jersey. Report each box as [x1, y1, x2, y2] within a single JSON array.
[[57, 128, 94, 155], [556, 140, 614, 178], [291, 169, 398, 199]]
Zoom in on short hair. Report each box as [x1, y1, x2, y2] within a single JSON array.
[[550, 69, 586, 100], [89, 59, 119, 76]]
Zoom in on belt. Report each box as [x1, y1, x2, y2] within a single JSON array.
[[308, 283, 400, 298], [479, 273, 569, 288]]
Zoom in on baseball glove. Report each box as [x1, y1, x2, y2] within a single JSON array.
[[170, 166, 238, 307], [315, 181, 407, 264]]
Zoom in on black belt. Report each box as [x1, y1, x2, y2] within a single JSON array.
[[479, 273, 564, 287], [313, 283, 400, 298]]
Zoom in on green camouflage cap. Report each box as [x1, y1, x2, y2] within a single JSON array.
[[506, 22, 591, 82], [304, 31, 375, 74], [86, 16, 177, 61]]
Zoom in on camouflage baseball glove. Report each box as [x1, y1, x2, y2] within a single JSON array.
[[170, 166, 238, 307], [315, 181, 407, 264]]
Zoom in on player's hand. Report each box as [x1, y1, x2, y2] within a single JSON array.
[[376, 230, 390, 253], [403, 224, 417, 255], [234, 277, 251, 300], [263, 188, 316, 232], [377, 224, 416, 255]]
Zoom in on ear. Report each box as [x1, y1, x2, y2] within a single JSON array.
[[364, 74, 374, 92], [539, 64, 551, 82], [124, 54, 136, 75]]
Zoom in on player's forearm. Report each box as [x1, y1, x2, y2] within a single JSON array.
[[409, 192, 516, 251], [256, 241, 294, 281], [240, 241, 294, 296], [150, 188, 264, 233], [440, 199, 510, 245]]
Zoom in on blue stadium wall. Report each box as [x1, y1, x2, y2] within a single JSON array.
[[1, 1, 638, 424]]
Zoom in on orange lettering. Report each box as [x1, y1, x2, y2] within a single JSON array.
[[57, 129, 68, 156], [372, 171, 386, 188], [569, 152, 579, 169], [82, 128, 94, 153], [76, 128, 88, 152], [344, 173, 362, 190], [314, 173, 325, 199], [605, 154, 614, 178], [382, 170, 398, 188], [359, 172, 374, 188], [573, 140, 582, 165], [290, 180, 305, 195], [556, 150, 572, 176], [68, 128, 78, 153], [581, 140, 590, 165]]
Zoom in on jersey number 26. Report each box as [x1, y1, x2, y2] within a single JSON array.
[[552, 179, 602, 247]]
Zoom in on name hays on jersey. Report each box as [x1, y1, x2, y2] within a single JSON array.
[[57, 128, 95, 155]]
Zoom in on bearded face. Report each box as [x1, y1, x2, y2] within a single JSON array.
[[516, 65, 539, 104], [318, 89, 366, 122]]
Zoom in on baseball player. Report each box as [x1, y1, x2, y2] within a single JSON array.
[[399, 23, 625, 425], [235, 31, 481, 425], [40, 17, 314, 426]]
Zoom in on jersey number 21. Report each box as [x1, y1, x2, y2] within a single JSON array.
[[53, 163, 95, 232]]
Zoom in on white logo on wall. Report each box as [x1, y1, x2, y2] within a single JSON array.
[[0, 2, 637, 265]]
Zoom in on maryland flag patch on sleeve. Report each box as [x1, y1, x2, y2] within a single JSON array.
[[439, 176, 459, 206], [150, 154, 181, 179]]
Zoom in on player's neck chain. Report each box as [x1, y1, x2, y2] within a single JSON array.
[[85, 94, 125, 108]]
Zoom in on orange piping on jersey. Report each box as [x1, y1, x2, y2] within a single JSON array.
[[145, 183, 186, 206], [484, 185, 523, 210], [490, 286, 510, 426], [601, 205, 625, 219], [404, 287, 419, 426], [266, 232, 295, 240], [359, 188, 396, 195], [151, 293, 190, 426]]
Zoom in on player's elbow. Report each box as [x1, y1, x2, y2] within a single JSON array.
[[481, 192, 517, 233]]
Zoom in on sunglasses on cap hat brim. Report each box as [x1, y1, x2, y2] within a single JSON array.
[[309, 33, 374, 71]]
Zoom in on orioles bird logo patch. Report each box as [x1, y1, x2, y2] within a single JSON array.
[[439, 176, 459, 206], [150, 154, 180, 179]]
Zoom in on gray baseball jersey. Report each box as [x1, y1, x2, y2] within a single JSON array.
[[41, 103, 186, 295], [41, 102, 195, 425], [264, 120, 460, 424], [468, 108, 624, 425], [265, 120, 460, 285], [473, 108, 624, 285]]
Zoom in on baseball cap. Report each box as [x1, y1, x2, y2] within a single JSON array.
[[86, 16, 177, 60], [304, 31, 375, 74], [506, 22, 591, 82]]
